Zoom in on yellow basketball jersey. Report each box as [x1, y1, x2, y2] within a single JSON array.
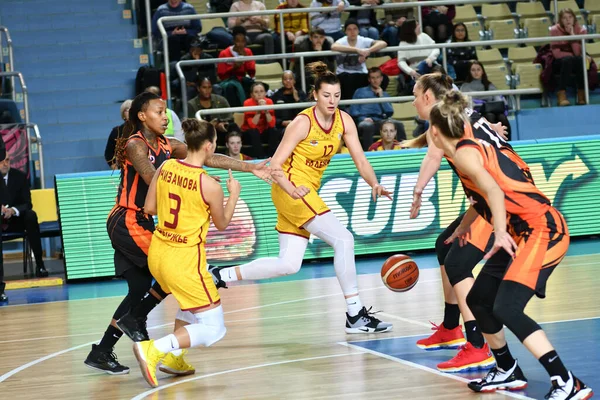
[[281, 106, 344, 189], [154, 159, 210, 248]]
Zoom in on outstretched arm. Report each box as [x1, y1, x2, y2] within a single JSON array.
[[205, 153, 272, 183]]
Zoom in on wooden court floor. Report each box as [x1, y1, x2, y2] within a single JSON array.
[[0, 253, 598, 399]]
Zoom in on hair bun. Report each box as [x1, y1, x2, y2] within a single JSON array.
[[182, 118, 200, 133], [442, 90, 469, 111]]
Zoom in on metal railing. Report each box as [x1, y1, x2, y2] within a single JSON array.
[[195, 89, 542, 121], [0, 26, 16, 100], [155, 0, 529, 104]]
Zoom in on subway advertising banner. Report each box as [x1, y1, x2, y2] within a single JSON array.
[[55, 136, 600, 280]]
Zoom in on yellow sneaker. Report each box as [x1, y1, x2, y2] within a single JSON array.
[[159, 350, 196, 376], [133, 340, 166, 388]]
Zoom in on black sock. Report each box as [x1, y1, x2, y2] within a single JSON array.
[[491, 344, 516, 371], [130, 291, 161, 319], [464, 320, 485, 348], [443, 302, 460, 330], [539, 350, 569, 382], [97, 325, 123, 352]]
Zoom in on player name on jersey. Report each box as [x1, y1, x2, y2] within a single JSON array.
[[159, 168, 199, 192], [156, 226, 189, 244], [305, 159, 331, 169]]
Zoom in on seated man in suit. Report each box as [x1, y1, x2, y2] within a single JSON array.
[[1, 155, 48, 278]]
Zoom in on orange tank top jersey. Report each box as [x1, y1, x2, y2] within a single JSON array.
[[454, 137, 551, 232], [116, 132, 172, 211], [281, 106, 344, 189], [154, 159, 211, 248]]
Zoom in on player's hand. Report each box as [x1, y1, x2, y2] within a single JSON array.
[[409, 187, 422, 219], [484, 230, 518, 260], [372, 184, 392, 202], [226, 169, 241, 196], [251, 158, 273, 185], [291, 185, 310, 199], [445, 223, 471, 247], [490, 122, 508, 141]]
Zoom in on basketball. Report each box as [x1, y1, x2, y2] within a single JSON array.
[[381, 254, 419, 292]]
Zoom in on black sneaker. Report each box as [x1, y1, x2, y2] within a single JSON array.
[[116, 313, 149, 342], [84, 344, 130, 375], [208, 265, 227, 289], [544, 371, 593, 400], [345, 306, 393, 334], [468, 361, 528, 392]]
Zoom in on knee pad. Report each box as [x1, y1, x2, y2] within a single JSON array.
[[276, 257, 302, 276], [444, 245, 476, 287], [176, 309, 197, 325], [151, 281, 169, 299], [435, 233, 451, 265], [333, 229, 355, 252], [185, 306, 227, 348], [466, 279, 503, 335], [492, 282, 540, 342]]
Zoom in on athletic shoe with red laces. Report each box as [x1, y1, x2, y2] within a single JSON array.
[[416, 322, 466, 350], [437, 342, 496, 372]]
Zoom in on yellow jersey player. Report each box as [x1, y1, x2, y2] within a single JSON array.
[[212, 62, 394, 334], [132, 119, 241, 388]]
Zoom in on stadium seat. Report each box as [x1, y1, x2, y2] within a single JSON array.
[[481, 4, 513, 22], [585, 0, 600, 16], [515, 63, 543, 90], [476, 48, 505, 67], [488, 19, 519, 48], [586, 41, 600, 59], [508, 46, 538, 72], [463, 21, 485, 44], [386, 75, 399, 97], [592, 14, 600, 30], [366, 56, 391, 69], [454, 5, 478, 23], [392, 102, 417, 120], [201, 17, 227, 35], [484, 64, 511, 90], [188, 0, 209, 14], [522, 17, 552, 38], [516, 2, 548, 19], [233, 112, 244, 128], [255, 62, 284, 91]]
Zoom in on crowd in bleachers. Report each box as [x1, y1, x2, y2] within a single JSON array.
[[119, 0, 599, 159]]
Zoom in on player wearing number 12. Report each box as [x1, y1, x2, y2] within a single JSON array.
[[211, 61, 393, 334]]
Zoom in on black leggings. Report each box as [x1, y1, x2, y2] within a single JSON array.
[[467, 271, 542, 343], [112, 261, 154, 320]]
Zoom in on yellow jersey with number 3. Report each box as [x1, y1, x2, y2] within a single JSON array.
[[154, 159, 211, 248], [281, 106, 345, 189]]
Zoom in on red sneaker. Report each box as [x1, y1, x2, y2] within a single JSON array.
[[416, 322, 466, 350], [437, 342, 496, 373]]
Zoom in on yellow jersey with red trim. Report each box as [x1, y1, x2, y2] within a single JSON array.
[[154, 159, 211, 248], [281, 106, 345, 189]]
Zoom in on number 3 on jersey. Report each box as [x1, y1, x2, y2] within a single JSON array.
[[164, 192, 181, 229]]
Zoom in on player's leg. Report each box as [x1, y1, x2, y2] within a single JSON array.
[[157, 310, 197, 376], [303, 212, 392, 334], [84, 251, 152, 374], [116, 281, 169, 342]]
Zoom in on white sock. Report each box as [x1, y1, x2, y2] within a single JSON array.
[[170, 349, 183, 356], [346, 296, 363, 316], [220, 267, 239, 282], [153, 334, 180, 354]]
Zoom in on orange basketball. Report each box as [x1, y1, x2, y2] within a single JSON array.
[[381, 254, 419, 292]]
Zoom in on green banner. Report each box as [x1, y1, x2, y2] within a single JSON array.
[[55, 137, 600, 280]]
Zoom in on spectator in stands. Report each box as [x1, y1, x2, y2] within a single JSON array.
[[332, 19, 388, 99], [347, 0, 381, 40], [550, 8, 588, 106], [176, 39, 218, 102], [225, 131, 254, 160], [292, 28, 336, 88], [396, 19, 439, 95], [151, 0, 201, 61], [1, 155, 48, 278], [273, 0, 310, 53], [144, 86, 184, 142], [228, 0, 275, 56], [419, 0, 455, 43], [349, 67, 406, 150], [0, 139, 6, 301], [447, 23, 476, 83], [218, 26, 256, 108], [105, 100, 133, 169], [382, 0, 414, 47], [461, 61, 511, 140], [269, 71, 308, 136], [309, 0, 349, 41], [241, 82, 278, 158], [188, 77, 239, 145], [368, 120, 404, 151]]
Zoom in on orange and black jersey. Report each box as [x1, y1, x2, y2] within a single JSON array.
[[116, 132, 172, 211], [454, 137, 551, 233]]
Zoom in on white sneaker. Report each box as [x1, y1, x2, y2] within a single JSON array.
[[468, 360, 528, 392], [544, 371, 593, 400], [345, 306, 393, 334]]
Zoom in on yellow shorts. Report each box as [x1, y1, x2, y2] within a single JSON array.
[[271, 183, 329, 238], [148, 237, 220, 312]]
